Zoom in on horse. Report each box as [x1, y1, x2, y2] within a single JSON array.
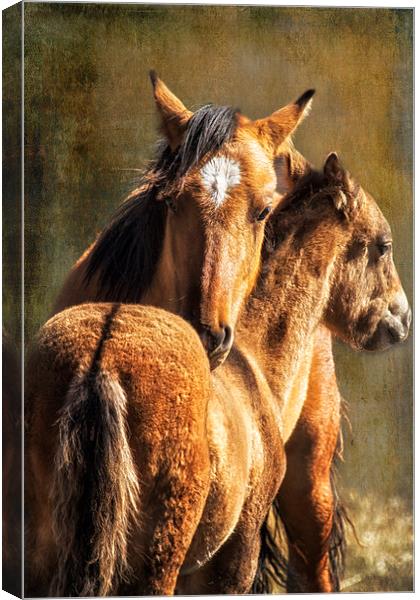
[[52, 71, 314, 368], [253, 172, 412, 593], [25, 153, 411, 596], [20, 72, 317, 593]]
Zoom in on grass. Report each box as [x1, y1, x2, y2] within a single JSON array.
[[341, 490, 413, 592], [269, 490, 413, 593]]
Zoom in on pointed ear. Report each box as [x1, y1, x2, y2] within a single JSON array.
[[273, 147, 312, 203], [324, 152, 360, 214], [251, 89, 315, 156], [149, 70, 193, 151]]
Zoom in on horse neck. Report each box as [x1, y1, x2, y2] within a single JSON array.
[[237, 216, 339, 410], [140, 214, 179, 311]]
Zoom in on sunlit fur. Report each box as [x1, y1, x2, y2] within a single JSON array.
[[53, 74, 314, 367], [25, 157, 410, 595]]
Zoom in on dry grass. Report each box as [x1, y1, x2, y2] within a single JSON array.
[[270, 490, 413, 593], [340, 490, 413, 592]]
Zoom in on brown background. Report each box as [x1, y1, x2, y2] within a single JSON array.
[[17, 4, 413, 591]]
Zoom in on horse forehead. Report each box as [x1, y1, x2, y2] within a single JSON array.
[[362, 190, 391, 234], [200, 155, 242, 208], [239, 136, 277, 188], [199, 140, 274, 209]]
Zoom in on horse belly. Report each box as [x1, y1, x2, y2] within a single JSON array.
[[179, 476, 244, 575]]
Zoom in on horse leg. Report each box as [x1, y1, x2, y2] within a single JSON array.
[[121, 384, 212, 595], [122, 464, 211, 596], [276, 331, 344, 592], [177, 519, 262, 594]]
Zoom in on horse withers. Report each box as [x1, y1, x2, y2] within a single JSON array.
[[25, 153, 410, 595]]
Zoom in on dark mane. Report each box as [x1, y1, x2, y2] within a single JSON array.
[[84, 104, 239, 302]]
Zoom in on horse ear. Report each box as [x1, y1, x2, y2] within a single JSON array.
[[149, 70, 193, 151], [324, 152, 360, 214], [251, 89, 315, 156], [273, 147, 312, 201]]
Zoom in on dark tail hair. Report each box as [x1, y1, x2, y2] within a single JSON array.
[[50, 371, 139, 596]]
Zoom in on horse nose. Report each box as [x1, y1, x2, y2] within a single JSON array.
[[402, 307, 412, 335], [389, 292, 411, 338], [200, 324, 233, 360]]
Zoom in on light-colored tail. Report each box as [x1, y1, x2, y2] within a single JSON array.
[[50, 371, 139, 596]]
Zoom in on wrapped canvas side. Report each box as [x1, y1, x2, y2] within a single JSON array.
[[2, 2, 23, 598]]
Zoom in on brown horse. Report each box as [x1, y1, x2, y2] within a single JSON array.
[[53, 72, 313, 368], [254, 168, 412, 593], [25, 154, 410, 596]]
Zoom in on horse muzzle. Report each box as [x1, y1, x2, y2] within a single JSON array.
[[364, 298, 411, 351]]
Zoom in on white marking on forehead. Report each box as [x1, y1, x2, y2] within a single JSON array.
[[200, 156, 241, 207]]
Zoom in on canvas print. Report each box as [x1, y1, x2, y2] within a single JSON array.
[[2, 3, 413, 596]]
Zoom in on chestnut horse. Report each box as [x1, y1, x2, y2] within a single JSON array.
[[25, 154, 410, 595], [53, 72, 313, 368]]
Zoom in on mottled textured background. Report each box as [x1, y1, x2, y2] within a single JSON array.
[[19, 4, 413, 591]]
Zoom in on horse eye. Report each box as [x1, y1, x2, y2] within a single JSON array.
[[165, 197, 177, 213], [256, 206, 272, 222], [378, 242, 392, 256]]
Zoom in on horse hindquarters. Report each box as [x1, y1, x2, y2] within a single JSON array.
[[48, 364, 212, 597]]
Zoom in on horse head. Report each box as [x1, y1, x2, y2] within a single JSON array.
[[150, 72, 315, 367], [321, 153, 411, 351]]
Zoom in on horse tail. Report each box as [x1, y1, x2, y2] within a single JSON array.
[[49, 370, 139, 597]]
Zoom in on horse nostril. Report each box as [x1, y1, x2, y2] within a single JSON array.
[[199, 324, 234, 357], [404, 308, 412, 332], [220, 324, 233, 352], [200, 326, 224, 354]]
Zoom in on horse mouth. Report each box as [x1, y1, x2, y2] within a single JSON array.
[[208, 347, 230, 370], [198, 323, 234, 370], [363, 311, 411, 351]]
